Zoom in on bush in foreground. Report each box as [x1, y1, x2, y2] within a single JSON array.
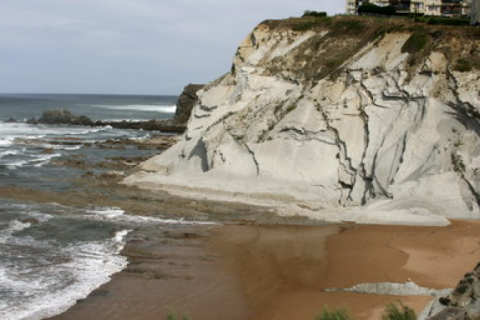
[[382, 303, 416, 320], [315, 306, 352, 320], [314, 303, 416, 320], [166, 310, 193, 320]]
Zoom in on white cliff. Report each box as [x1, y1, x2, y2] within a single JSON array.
[[124, 17, 480, 225]]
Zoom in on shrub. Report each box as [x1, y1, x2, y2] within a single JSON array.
[[456, 58, 472, 72], [303, 11, 328, 18], [315, 306, 352, 320], [402, 32, 428, 54], [426, 17, 470, 26], [382, 303, 416, 320], [451, 152, 466, 173], [331, 19, 367, 35], [292, 21, 320, 31], [358, 3, 396, 16], [166, 310, 193, 320]]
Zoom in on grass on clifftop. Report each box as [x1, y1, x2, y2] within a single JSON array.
[[259, 15, 480, 82]]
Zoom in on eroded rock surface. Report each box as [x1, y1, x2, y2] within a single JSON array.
[[125, 17, 480, 224]]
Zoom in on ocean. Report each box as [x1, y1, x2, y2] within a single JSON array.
[[0, 94, 191, 320]]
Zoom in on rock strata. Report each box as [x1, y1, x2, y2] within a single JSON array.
[[124, 17, 480, 224]]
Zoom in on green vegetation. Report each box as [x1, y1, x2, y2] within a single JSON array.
[[291, 17, 332, 31], [456, 283, 469, 294], [382, 303, 416, 320], [315, 306, 352, 320], [358, 3, 396, 16], [402, 32, 428, 54], [313, 303, 416, 320], [285, 104, 297, 114], [332, 19, 367, 34], [414, 16, 470, 26], [451, 152, 466, 173], [166, 310, 193, 320], [303, 10, 328, 18], [456, 58, 472, 72], [262, 15, 480, 83]]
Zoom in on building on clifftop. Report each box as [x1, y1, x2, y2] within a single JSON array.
[[346, 0, 471, 17], [472, 0, 480, 23]]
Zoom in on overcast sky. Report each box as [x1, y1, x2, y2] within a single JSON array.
[[0, 1, 344, 96]]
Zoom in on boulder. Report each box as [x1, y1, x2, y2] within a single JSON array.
[[36, 109, 94, 126]]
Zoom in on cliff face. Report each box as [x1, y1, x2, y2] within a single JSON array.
[[125, 17, 480, 225]]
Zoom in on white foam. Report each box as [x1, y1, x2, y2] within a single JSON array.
[[29, 153, 62, 167], [96, 104, 177, 113], [87, 207, 217, 226], [0, 138, 14, 147], [88, 207, 125, 218], [0, 229, 130, 320], [40, 144, 82, 151], [2, 153, 61, 169], [5, 160, 28, 169], [0, 220, 32, 243], [66, 127, 112, 136], [129, 133, 151, 141], [0, 150, 19, 158]]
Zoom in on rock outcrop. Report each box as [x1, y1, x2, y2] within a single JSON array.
[[28, 109, 186, 133], [32, 109, 94, 126], [420, 262, 480, 320], [124, 17, 480, 225], [174, 84, 205, 124]]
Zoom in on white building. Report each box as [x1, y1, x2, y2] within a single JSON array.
[[423, 0, 442, 16], [472, 0, 480, 23], [346, 0, 470, 16]]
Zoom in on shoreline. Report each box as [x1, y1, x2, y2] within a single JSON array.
[[2, 128, 478, 320], [46, 220, 480, 320]]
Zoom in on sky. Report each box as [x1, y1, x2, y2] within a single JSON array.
[[0, 1, 344, 95]]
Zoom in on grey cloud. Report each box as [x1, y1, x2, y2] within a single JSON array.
[[0, 0, 344, 94]]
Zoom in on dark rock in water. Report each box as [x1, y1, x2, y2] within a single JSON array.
[[98, 119, 186, 133], [26, 118, 38, 125], [36, 109, 94, 126], [20, 217, 40, 225], [27, 101, 192, 133], [5, 118, 17, 123], [174, 83, 204, 124]]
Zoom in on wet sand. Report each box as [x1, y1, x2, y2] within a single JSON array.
[[47, 220, 480, 320]]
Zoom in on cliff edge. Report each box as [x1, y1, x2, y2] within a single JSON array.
[[124, 16, 480, 225]]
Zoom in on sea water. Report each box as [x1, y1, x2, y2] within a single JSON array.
[[0, 94, 200, 320]]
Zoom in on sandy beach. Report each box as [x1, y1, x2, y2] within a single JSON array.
[[46, 220, 480, 320]]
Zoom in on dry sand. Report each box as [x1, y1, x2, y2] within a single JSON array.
[[47, 220, 480, 320]]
